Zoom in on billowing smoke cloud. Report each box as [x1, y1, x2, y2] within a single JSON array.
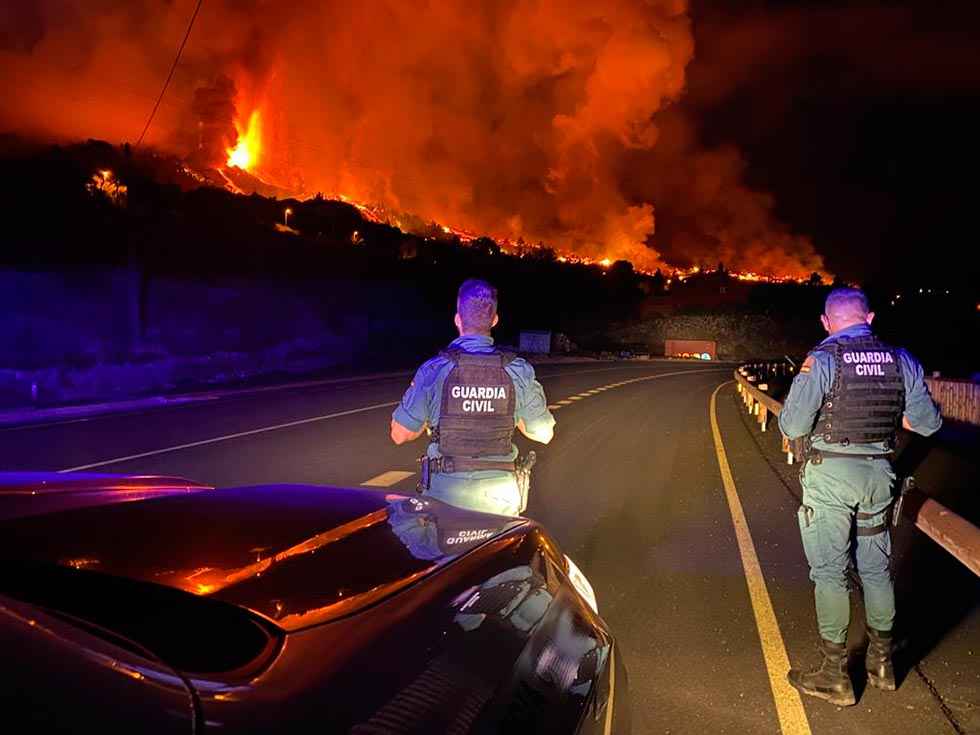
[[625, 109, 829, 276], [661, 1, 980, 278], [189, 75, 238, 168], [0, 0, 838, 276]]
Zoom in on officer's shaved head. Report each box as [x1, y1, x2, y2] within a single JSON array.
[[456, 279, 498, 335], [822, 287, 873, 333]]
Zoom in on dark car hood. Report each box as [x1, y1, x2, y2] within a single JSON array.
[[0, 484, 525, 630], [0, 472, 212, 520]]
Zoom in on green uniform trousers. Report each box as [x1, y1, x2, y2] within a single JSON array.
[[798, 456, 896, 643]]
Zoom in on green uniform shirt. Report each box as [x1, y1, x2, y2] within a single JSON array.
[[779, 323, 942, 452]]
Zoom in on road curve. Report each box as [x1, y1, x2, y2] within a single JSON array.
[[0, 361, 974, 734]]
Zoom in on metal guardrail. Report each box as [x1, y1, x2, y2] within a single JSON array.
[[734, 363, 795, 459], [924, 377, 980, 426], [734, 364, 980, 578]]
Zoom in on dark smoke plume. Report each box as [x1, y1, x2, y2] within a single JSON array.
[[189, 75, 237, 168], [0, 0, 841, 276]]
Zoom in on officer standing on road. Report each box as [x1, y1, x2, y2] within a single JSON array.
[[390, 279, 556, 516], [780, 287, 941, 706]]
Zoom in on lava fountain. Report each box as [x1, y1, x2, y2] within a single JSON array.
[[227, 110, 262, 171]]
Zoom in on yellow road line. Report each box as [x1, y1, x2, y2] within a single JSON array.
[[709, 382, 812, 735], [603, 647, 617, 735], [361, 470, 415, 487], [557, 399, 574, 406]]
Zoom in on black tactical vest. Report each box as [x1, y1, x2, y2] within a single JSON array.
[[811, 334, 905, 447], [437, 348, 517, 458]]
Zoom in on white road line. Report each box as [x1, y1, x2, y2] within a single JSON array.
[[548, 404, 562, 410], [5, 363, 719, 434], [58, 401, 399, 473], [553, 368, 727, 409], [361, 470, 415, 487], [709, 382, 812, 735], [538, 365, 676, 379], [56, 367, 727, 474]]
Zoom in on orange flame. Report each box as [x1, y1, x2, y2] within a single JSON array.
[[227, 110, 261, 170]]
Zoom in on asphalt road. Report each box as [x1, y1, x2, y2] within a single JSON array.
[[1, 361, 976, 734]]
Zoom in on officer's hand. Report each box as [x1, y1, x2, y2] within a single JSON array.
[[391, 418, 424, 445], [517, 418, 554, 444]]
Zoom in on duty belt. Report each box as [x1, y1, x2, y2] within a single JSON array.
[[427, 456, 516, 474], [417, 455, 516, 493], [807, 448, 892, 465]]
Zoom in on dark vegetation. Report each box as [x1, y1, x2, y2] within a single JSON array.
[[0, 138, 973, 407]]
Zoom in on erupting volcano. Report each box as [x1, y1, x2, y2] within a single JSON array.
[[0, 0, 830, 280], [227, 110, 261, 171]]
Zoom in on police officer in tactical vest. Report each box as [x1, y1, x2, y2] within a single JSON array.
[[780, 288, 941, 706], [390, 279, 556, 516]]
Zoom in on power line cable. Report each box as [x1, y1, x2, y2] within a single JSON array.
[[135, 0, 205, 146]]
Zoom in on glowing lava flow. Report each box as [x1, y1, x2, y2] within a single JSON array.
[[330, 193, 818, 283], [227, 110, 261, 170]]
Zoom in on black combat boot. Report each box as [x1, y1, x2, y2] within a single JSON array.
[[787, 639, 856, 706], [866, 628, 896, 691]]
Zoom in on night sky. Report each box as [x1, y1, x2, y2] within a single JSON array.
[[677, 0, 980, 289], [1, 1, 978, 291]]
